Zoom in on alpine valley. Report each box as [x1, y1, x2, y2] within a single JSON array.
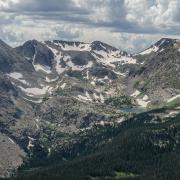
[[0, 38, 179, 180]]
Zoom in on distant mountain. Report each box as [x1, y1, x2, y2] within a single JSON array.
[[131, 38, 180, 106], [12, 39, 138, 104], [138, 38, 179, 55], [0, 40, 34, 73], [0, 38, 179, 178]]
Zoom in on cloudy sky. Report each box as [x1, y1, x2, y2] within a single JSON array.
[[0, 0, 180, 53]]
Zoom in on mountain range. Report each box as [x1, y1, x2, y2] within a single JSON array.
[[0, 38, 179, 179]]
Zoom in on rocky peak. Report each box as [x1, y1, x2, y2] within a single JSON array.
[[154, 38, 177, 49], [0, 39, 10, 48], [0, 40, 31, 73], [15, 40, 54, 67], [138, 38, 180, 55], [15, 40, 36, 59], [90, 41, 118, 52]]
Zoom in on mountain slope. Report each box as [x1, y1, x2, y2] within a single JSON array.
[[7, 107, 180, 180], [127, 38, 180, 106], [0, 38, 179, 178], [13, 40, 137, 105], [0, 41, 39, 177], [0, 40, 34, 73]]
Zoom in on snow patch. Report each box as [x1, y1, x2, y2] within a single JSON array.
[[35, 118, 40, 129], [164, 111, 179, 117], [113, 70, 126, 77], [22, 97, 43, 104], [91, 81, 96, 86], [66, 60, 93, 71], [60, 83, 66, 89], [46, 45, 67, 75], [45, 76, 58, 83], [7, 72, 30, 85], [19, 85, 53, 96], [77, 92, 92, 102], [143, 95, 149, 101], [86, 70, 90, 80], [139, 45, 159, 55], [48, 148, 51, 155], [8, 72, 22, 79], [159, 39, 166, 46], [93, 93, 99, 100], [131, 90, 141, 97], [92, 50, 136, 67], [100, 93, 105, 103], [8, 137, 15, 144], [136, 98, 150, 107], [85, 91, 91, 99], [27, 137, 35, 149], [33, 64, 52, 74], [159, 48, 164, 52], [32, 46, 52, 74], [53, 42, 91, 51], [120, 56, 137, 65], [167, 95, 180, 102], [116, 117, 125, 124]]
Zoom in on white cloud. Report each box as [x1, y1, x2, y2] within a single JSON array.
[[0, 0, 19, 9], [0, 0, 180, 52], [125, 0, 180, 26]]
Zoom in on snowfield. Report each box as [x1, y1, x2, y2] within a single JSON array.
[[131, 90, 141, 97], [33, 64, 52, 74], [7, 72, 30, 85], [139, 45, 159, 55], [136, 98, 150, 107], [92, 50, 136, 67], [18, 85, 53, 96], [53, 41, 91, 51]]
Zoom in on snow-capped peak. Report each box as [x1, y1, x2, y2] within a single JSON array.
[[44, 40, 136, 69], [138, 38, 178, 55], [49, 40, 91, 51]]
